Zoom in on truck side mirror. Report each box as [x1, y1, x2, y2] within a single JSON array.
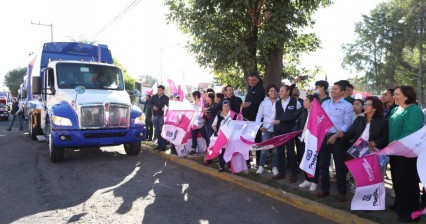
[[32, 76, 41, 94]]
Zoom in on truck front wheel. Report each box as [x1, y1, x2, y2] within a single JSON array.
[[123, 142, 141, 156], [49, 130, 65, 162], [28, 113, 41, 140]]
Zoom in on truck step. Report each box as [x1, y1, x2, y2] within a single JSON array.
[[36, 135, 47, 142]]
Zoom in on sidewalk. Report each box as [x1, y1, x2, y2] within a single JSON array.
[[141, 142, 416, 224]]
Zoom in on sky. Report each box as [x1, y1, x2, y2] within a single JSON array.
[[0, 0, 383, 91]]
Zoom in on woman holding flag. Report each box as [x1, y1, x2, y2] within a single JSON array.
[[333, 96, 388, 178], [387, 86, 423, 223], [298, 95, 320, 191], [211, 100, 238, 172]]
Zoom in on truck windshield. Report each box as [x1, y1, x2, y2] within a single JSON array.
[[56, 63, 124, 90]]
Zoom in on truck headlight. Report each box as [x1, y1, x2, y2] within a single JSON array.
[[134, 115, 145, 125], [52, 115, 72, 126]]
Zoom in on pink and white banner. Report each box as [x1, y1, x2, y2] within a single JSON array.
[[205, 117, 236, 160], [378, 124, 426, 158], [251, 131, 302, 151], [376, 124, 426, 219], [175, 131, 207, 157], [345, 154, 385, 210], [299, 99, 334, 176], [223, 120, 262, 162], [161, 110, 195, 145]]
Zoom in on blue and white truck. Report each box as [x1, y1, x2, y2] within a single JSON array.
[[22, 42, 146, 162]]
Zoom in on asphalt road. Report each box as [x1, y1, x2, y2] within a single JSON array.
[[0, 119, 331, 224]]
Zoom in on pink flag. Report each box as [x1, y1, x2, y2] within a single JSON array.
[[175, 131, 207, 157], [374, 125, 426, 218], [345, 154, 385, 210], [145, 82, 158, 96], [412, 152, 426, 219], [205, 118, 236, 160], [376, 124, 426, 158], [299, 99, 334, 176], [161, 110, 195, 145], [223, 121, 262, 163], [167, 79, 178, 95], [178, 85, 185, 102], [252, 131, 302, 151]]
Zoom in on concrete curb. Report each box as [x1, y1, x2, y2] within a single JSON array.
[[143, 146, 376, 224]]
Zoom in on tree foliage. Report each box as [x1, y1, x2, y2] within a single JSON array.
[[140, 75, 158, 86], [166, 0, 330, 89], [3, 67, 26, 96], [113, 59, 137, 100], [342, 0, 426, 103]]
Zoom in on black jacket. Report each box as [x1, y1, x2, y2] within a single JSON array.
[[143, 98, 153, 118], [148, 94, 169, 116], [343, 115, 389, 149], [296, 108, 308, 132], [243, 81, 265, 121], [274, 97, 302, 134], [226, 95, 242, 113]]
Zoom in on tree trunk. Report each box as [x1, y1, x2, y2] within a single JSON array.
[[264, 48, 283, 89]]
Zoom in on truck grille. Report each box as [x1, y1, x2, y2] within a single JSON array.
[[80, 104, 130, 129]]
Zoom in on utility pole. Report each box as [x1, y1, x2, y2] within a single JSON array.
[[31, 21, 53, 42]]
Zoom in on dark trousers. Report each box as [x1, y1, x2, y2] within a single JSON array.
[[295, 137, 303, 165], [191, 127, 206, 149], [277, 140, 296, 176], [300, 141, 319, 183], [219, 148, 227, 168], [145, 117, 153, 140], [390, 156, 421, 219], [319, 135, 347, 194], [205, 125, 213, 146]]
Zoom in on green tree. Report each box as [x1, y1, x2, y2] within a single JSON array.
[[166, 0, 329, 89], [4, 67, 26, 96], [342, 0, 426, 102], [113, 59, 137, 101]]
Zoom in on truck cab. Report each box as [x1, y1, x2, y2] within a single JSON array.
[[27, 42, 146, 162]]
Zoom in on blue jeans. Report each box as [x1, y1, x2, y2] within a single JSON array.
[[152, 115, 165, 148], [8, 114, 23, 130], [259, 131, 277, 167]]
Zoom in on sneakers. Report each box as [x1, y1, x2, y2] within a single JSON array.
[[298, 180, 311, 188], [6, 128, 11, 131], [256, 166, 264, 174], [272, 167, 279, 176], [309, 183, 318, 191]]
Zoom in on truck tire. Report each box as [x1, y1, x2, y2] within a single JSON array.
[[28, 113, 41, 140], [123, 142, 141, 156], [49, 129, 64, 162]]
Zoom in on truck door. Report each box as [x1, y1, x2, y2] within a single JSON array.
[[41, 68, 56, 130]]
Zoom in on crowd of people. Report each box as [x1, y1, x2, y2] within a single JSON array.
[[141, 73, 425, 223]]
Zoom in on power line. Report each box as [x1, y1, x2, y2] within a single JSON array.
[[92, 0, 143, 40]]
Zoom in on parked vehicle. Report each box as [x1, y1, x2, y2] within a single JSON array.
[[23, 42, 146, 162], [0, 103, 9, 121]]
